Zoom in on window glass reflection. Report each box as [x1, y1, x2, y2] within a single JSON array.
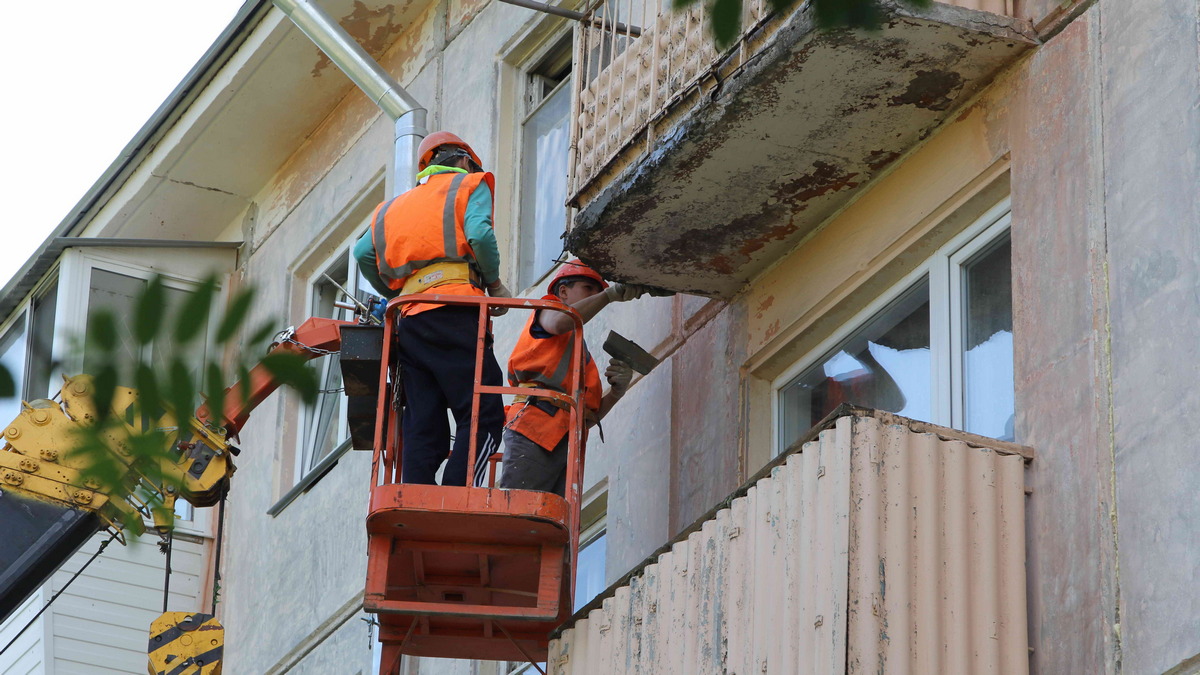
[[518, 81, 570, 290], [962, 236, 1014, 441], [779, 279, 931, 450], [574, 530, 607, 612], [0, 318, 27, 423]]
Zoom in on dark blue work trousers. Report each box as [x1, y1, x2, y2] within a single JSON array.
[[395, 306, 504, 487]]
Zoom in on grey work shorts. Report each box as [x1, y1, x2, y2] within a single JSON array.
[[498, 428, 569, 497]]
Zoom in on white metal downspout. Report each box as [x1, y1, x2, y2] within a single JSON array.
[[271, 0, 427, 197]]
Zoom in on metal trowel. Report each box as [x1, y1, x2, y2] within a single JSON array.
[[602, 331, 660, 375]]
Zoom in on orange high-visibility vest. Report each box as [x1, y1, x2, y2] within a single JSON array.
[[369, 171, 495, 316], [505, 295, 603, 451]]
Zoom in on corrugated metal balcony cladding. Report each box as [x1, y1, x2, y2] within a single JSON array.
[[566, 1, 1037, 297], [548, 410, 1030, 674]]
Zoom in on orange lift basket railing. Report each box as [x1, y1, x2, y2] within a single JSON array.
[[365, 293, 587, 670]]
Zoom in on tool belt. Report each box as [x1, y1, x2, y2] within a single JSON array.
[[512, 382, 571, 411], [400, 261, 481, 296]]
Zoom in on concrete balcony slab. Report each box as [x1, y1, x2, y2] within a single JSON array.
[[568, 1, 1036, 297]]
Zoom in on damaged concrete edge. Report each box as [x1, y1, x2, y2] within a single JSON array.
[[551, 403, 1034, 638], [567, 0, 1039, 296], [887, 0, 1039, 43], [567, 1, 822, 250]]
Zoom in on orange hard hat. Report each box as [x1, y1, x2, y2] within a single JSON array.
[[418, 131, 484, 171], [548, 259, 609, 294]]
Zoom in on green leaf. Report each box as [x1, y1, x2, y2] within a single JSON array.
[[173, 276, 217, 345], [673, 0, 697, 10], [246, 320, 280, 353], [0, 364, 14, 398], [65, 428, 124, 493], [134, 276, 166, 345], [766, 0, 795, 16], [134, 363, 163, 422], [237, 363, 253, 424], [93, 364, 119, 419], [813, 0, 884, 29], [87, 310, 119, 354], [710, 0, 743, 49], [204, 362, 227, 431], [216, 287, 255, 344], [261, 352, 320, 405], [167, 358, 195, 432]]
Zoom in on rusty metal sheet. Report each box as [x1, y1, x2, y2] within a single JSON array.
[[548, 411, 1027, 674]]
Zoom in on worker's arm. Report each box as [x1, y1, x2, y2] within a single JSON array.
[[540, 291, 611, 335], [593, 359, 632, 423], [540, 283, 648, 335], [463, 183, 501, 287], [352, 228, 399, 300]]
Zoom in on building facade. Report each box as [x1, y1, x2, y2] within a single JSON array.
[[1, 0, 1198, 673]]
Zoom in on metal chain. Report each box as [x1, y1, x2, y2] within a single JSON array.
[[211, 486, 227, 610], [280, 336, 340, 356], [160, 528, 174, 613]]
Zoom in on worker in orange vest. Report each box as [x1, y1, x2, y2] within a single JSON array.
[[354, 131, 512, 487], [498, 260, 650, 496]]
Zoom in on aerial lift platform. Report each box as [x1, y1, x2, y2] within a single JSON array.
[[363, 294, 585, 668]]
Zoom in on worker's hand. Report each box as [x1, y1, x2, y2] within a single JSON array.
[[487, 281, 511, 316], [368, 297, 387, 324], [604, 283, 649, 303], [606, 359, 633, 397]]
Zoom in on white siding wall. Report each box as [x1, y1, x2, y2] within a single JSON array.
[[50, 528, 210, 675], [0, 518, 211, 675], [1, 591, 46, 674]]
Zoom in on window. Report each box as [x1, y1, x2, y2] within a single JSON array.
[[83, 269, 203, 386], [574, 522, 608, 611], [299, 244, 373, 477], [0, 276, 60, 421], [516, 35, 574, 291], [0, 315, 27, 424], [26, 279, 58, 401], [776, 202, 1013, 451]]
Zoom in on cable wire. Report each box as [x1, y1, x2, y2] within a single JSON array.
[[0, 531, 119, 656]]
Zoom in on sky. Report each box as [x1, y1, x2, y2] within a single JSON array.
[[0, 1, 249, 290]]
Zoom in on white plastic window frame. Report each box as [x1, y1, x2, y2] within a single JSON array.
[[56, 250, 221, 537], [0, 270, 64, 407], [295, 242, 366, 483], [0, 308, 29, 412], [771, 198, 1013, 455], [514, 33, 575, 294]]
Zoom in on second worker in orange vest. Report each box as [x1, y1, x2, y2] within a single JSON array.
[[498, 260, 652, 496], [354, 132, 512, 487]]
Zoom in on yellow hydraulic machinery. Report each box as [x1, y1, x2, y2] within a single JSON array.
[[0, 316, 352, 673], [147, 612, 224, 675]]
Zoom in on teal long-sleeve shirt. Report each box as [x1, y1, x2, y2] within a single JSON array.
[[353, 167, 500, 299]]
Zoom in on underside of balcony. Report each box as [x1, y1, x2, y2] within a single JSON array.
[[567, 1, 1037, 297]]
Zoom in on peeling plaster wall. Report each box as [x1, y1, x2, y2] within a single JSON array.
[[1100, 0, 1200, 671], [209, 0, 1199, 673], [219, 3, 448, 672], [1008, 13, 1114, 675], [725, 2, 1196, 673]]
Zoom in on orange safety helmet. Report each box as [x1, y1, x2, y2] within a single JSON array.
[[548, 259, 609, 294], [417, 131, 484, 172]]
